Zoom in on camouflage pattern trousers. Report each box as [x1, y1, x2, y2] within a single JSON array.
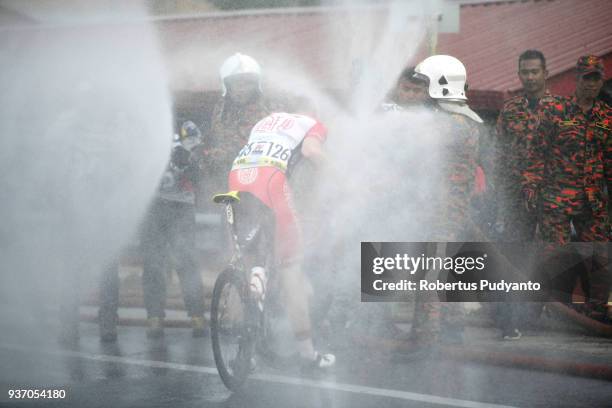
[[411, 243, 465, 344], [502, 192, 538, 242], [539, 206, 610, 308]]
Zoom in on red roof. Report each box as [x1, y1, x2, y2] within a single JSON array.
[[156, 0, 612, 109], [156, 6, 392, 93], [437, 0, 612, 108]]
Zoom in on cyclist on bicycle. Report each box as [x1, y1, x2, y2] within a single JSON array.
[[226, 98, 335, 369]]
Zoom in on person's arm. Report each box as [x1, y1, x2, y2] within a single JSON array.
[[300, 121, 328, 168], [493, 105, 511, 228], [522, 100, 555, 212], [301, 136, 326, 168], [203, 100, 229, 171], [448, 118, 479, 237]]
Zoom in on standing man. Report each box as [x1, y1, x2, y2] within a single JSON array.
[[378, 64, 489, 340], [98, 259, 121, 342], [141, 121, 207, 338], [495, 50, 554, 339], [205, 53, 289, 197], [404, 55, 482, 346], [381, 66, 428, 111], [524, 55, 611, 318], [497, 50, 554, 241]]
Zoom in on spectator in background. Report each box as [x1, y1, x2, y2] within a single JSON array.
[[598, 78, 612, 209], [98, 259, 121, 342], [141, 121, 207, 338], [497, 49, 554, 241], [524, 55, 610, 320], [494, 49, 555, 339], [381, 66, 428, 111]]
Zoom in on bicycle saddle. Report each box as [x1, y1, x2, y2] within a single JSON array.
[[214, 191, 275, 256], [212, 191, 241, 204]]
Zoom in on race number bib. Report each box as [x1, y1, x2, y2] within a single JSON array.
[[231, 113, 317, 172], [232, 138, 292, 171]]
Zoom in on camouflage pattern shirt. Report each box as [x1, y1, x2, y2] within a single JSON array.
[[204, 94, 290, 194], [412, 108, 480, 343], [428, 108, 480, 241], [496, 93, 554, 209], [524, 96, 611, 217]]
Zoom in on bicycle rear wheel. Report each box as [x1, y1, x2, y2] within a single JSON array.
[[210, 267, 257, 391]]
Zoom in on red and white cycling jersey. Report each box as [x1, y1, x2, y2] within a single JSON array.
[[228, 112, 326, 263], [231, 112, 326, 173]]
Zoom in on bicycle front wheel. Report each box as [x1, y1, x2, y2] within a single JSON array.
[[210, 267, 258, 391]]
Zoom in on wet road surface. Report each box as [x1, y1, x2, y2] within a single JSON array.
[[1, 319, 611, 408]]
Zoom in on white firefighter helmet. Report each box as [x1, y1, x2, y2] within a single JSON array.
[[414, 55, 467, 101], [414, 55, 483, 123], [219, 53, 262, 96]]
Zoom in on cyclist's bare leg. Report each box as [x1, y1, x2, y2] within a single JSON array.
[[278, 260, 335, 368], [279, 261, 315, 359]]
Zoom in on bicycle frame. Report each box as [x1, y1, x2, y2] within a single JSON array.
[[223, 193, 276, 286], [223, 201, 245, 269]]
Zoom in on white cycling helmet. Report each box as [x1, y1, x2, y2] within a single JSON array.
[[219, 53, 262, 96], [414, 55, 467, 101]]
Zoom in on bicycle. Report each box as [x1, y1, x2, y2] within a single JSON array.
[[210, 190, 297, 391]]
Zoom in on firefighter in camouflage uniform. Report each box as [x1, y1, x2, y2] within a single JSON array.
[[406, 55, 482, 345], [524, 55, 611, 315], [493, 50, 557, 339], [497, 50, 555, 241], [205, 53, 289, 195]]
